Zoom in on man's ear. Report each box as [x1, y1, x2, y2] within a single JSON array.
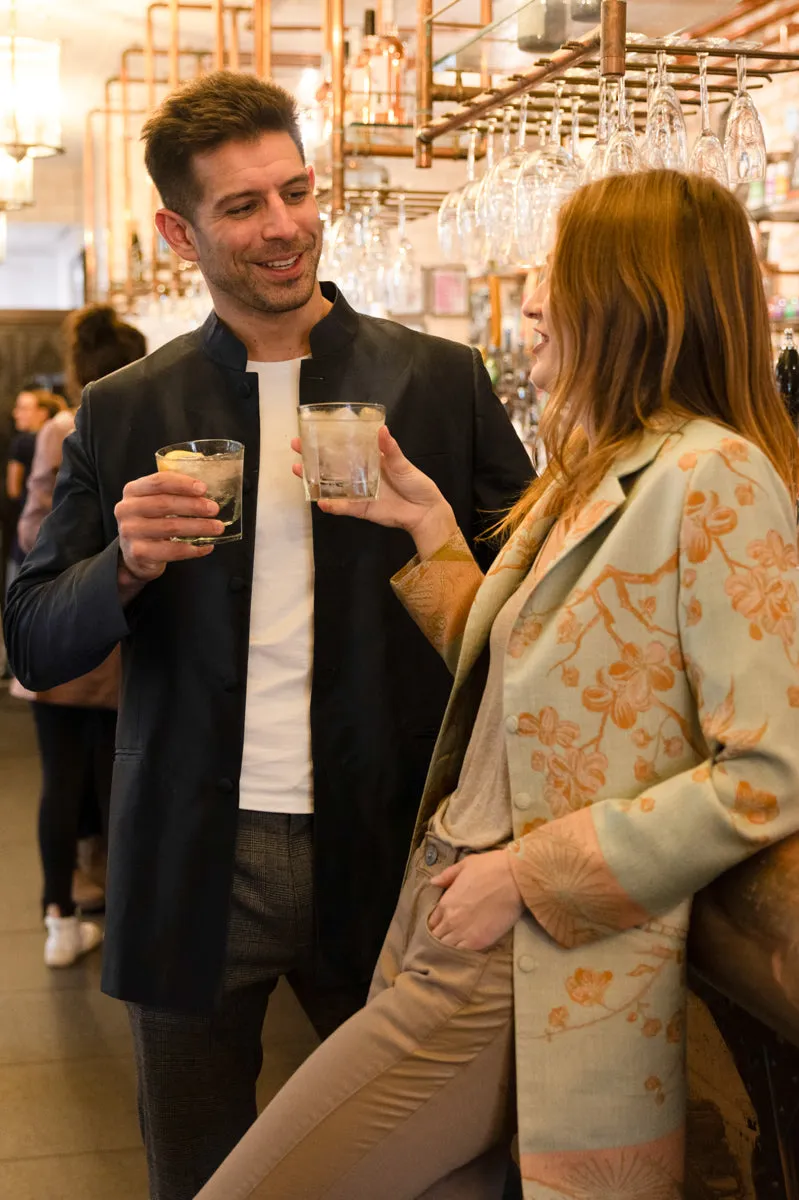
[[307, 164, 316, 192], [155, 209, 200, 264]]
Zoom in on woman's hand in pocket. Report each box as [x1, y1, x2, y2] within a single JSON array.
[[428, 849, 525, 951], [291, 427, 459, 560]]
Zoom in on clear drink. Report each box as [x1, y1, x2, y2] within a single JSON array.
[[298, 403, 385, 501], [155, 439, 245, 543]]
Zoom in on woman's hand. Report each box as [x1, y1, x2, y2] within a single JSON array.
[[428, 849, 525, 952], [291, 426, 458, 560]]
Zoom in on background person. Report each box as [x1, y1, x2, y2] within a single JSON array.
[[11, 305, 146, 968]]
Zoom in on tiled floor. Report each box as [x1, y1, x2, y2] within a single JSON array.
[[0, 684, 319, 1200]]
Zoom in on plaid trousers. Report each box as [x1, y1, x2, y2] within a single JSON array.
[[127, 811, 369, 1200]]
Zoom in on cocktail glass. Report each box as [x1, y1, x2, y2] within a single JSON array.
[[155, 438, 244, 543], [298, 403, 386, 500]]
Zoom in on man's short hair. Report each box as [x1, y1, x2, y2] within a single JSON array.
[[142, 70, 305, 219]]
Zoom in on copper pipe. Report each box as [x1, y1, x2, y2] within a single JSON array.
[[169, 0, 180, 87], [253, 0, 272, 78], [121, 51, 134, 307], [719, 0, 799, 42], [330, 0, 345, 213], [229, 6, 240, 70], [83, 111, 98, 302], [344, 141, 468, 158], [104, 79, 117, 298], [145, 7, 157, 112], [415, 0, 433, 167], [687, 0, 769, 40], [601, 0, 626, 79], [212, 0, 225, 69], [479, 0, 492, 92], [321, 0, 331, 56], [417, 26, 600, 144], [431, 83, 482, 103]]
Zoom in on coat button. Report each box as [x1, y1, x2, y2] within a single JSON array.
[[504, 715, 519, 735], [238, 380, 252, 397], [424, 843, 439, 867], [517, 955, 538, 973], [217, 778, 234, 793], [513, 792, 533, 810], [229, 576, 246, 593]]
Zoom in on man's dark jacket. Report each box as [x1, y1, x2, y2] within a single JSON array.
[[4, 284, 532, 1011]]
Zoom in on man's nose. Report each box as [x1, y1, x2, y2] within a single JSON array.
[[260, 197, 301, 243]]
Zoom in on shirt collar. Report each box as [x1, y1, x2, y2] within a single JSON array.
[[201, 281, 359, 371]]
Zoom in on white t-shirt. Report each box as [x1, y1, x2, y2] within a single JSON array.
[[238, 359, 315, 813]]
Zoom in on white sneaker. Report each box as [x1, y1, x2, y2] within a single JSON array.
[[44, 912, 103, 968]]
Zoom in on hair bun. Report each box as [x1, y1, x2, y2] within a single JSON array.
[[72, 304, 120, 350]]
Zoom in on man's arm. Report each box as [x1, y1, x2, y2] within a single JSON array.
[[469, 347, 534, 561], [3, 399, 131, 691]]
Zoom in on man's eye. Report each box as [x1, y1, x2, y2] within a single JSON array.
[[228, 204, 255, 216], [285, 190, 309, 203]]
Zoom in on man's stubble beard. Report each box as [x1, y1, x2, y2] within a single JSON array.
[[198, 230, 324, 316]]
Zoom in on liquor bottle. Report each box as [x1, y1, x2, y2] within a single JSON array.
[[129, 230, 144, 284], [352, 9, 379, 125], [372, 0, 406, 125], [776, 327, 799, 428]]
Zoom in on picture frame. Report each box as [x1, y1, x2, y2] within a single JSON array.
[[425, 266, 470, 317]]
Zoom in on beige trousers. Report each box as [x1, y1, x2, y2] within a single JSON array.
[[194, 833, 515, 1200]]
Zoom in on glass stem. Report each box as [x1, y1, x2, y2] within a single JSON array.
[[597, 75, 608, 146], [484, 117, 497, 174], [570, 97, 581, 159], [618, 74, 629, 133], [657, 49, 666, 87], [516, 94, 529, 150], [645, 68, 656, 136], [698, 53, 711, 135], [549, 81, 564, 147], [397, 192, 406, 241], [736, 55, 747, 97], [466, 126, 478, 184], [500, 106, 513, 158]]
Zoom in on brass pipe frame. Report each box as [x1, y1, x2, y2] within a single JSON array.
[[121, 52, 134, 307], [103, 79, 118, 302], [415, 0, 433, 167], [417, 26, 600, 144], [85, 106, 147, 303], [344, 141, 470, 158], [330, 0, 345, 213], [253, 0, 272, 79], [600, 0, 626, 79], [229, 6, 240, 71], [169, 0, 180, 88], [212, 0, 225, 69], [479, 0, 492, 92]]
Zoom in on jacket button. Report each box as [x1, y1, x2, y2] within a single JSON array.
[[229, 577, 246, 593], [517, 955, 538, 973], [238, 381, 252, 397], [424, 843, 439, 867], [513, 792, 533, 810], [217, 778, 234, 793], [504, 715, 519, 735]]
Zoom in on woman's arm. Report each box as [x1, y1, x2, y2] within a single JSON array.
[[508, 440, 799, 947]]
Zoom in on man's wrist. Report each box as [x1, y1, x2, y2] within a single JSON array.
[[117, 554, 148, 604]]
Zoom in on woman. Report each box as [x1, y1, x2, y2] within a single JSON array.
[[196, 172, 799, 1199], [12, 305, 146, 968], [3, 387, 63, 582]]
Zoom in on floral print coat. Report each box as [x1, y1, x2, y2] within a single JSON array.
[[391, 420, 799, 1199]]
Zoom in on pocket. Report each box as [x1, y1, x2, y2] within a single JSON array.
[[419, 886, 491, 962]]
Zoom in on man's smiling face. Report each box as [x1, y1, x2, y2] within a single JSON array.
[[185, 131, 323, 316]]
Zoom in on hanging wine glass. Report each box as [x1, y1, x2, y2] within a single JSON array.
[[438, 128, 479, 263], [388, 192, 424, 314], [484, 96, 531, 268], [689, 53, 729, 187], [475, 114, 506, 262], [457, 118, 495, 272], [361, 195, 392, 316], [569, 96, 585, 174], [514, 82, 581, 267], [644, 50, 688, 170], [336, 209, 366, 308], [582, 75, 609, 184], [605, 74, 642, 175], [724, 55, 767, 188]]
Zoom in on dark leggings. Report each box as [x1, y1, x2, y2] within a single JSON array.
[[31, 702, 117, 916]]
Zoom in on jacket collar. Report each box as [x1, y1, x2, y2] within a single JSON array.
[[201, 281, 359, 371]]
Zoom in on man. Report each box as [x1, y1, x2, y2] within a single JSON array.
[[4, 72, 531, 1200]]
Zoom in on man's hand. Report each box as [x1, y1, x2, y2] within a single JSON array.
[[114, 473, 224, 600], [428, 849, 525, 952]]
